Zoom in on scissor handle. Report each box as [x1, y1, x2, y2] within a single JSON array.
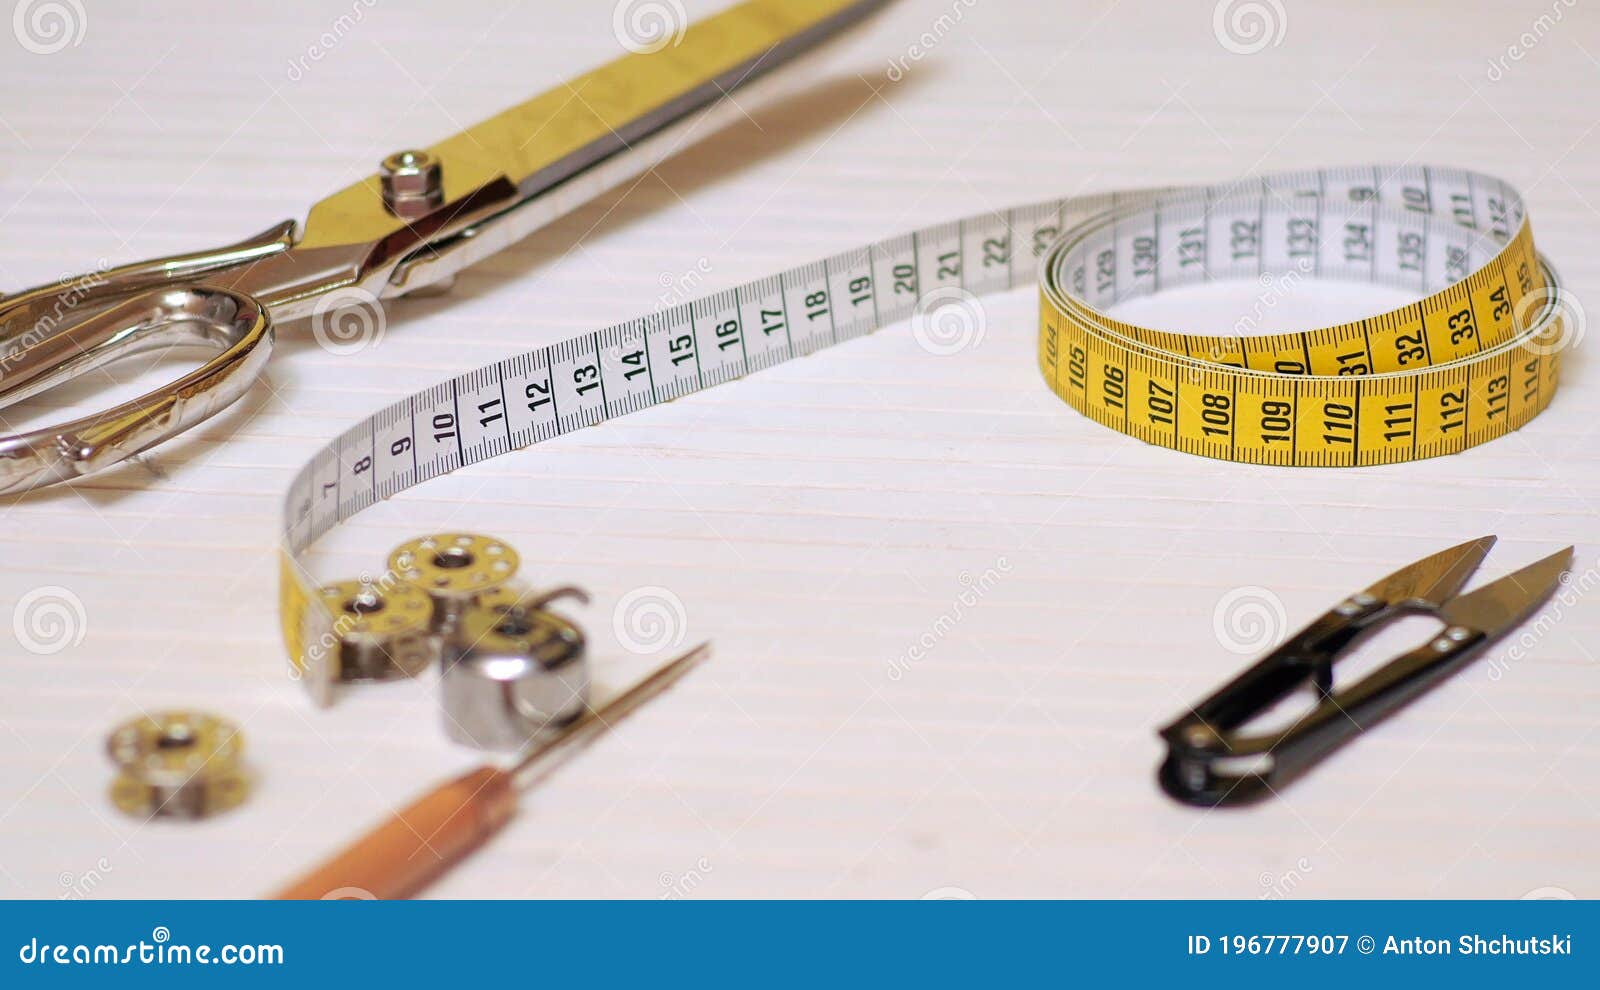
[[1156, 594, 1394, 807], [0, 285, 272, 495], [1156, 596, 1493, 807], [1168, 595, 1390, 735]]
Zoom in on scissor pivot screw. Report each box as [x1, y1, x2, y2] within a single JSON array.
[[106, 711, 248, 820], [379, 149, 444, 218], [1179, 723, 1224, 751], [1336, 592, 1380, 615]]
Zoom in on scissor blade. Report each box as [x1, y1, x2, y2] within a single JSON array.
[[1439, 546, 1573, 637], [290, 0, 892, 292], [1362, 535, 1497, 608], [442, 0, 888, 197]]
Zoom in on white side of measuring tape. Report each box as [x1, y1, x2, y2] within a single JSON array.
[[280, 165, 1565, 672]]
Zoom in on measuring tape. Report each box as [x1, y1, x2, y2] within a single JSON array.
[[279, 165, 1569, 683]]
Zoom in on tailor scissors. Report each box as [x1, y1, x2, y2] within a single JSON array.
[[1159, 536, 1572, 806], [0, 0, 886, 495]]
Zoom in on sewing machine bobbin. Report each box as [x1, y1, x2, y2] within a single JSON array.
[[315, 579, 437, 681], [106, 711, 248, 820], [441, 598, 589, 751], [389, 533, 520, 633]]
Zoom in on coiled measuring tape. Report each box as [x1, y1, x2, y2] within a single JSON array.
[[280, 165, 1568, 683]]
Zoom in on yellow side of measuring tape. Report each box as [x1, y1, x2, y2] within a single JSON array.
[[279, 166, 1568, 684], [1037, 180, 1562, 465]]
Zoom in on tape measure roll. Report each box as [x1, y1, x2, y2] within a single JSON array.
[[280, 165, 1568, 680]]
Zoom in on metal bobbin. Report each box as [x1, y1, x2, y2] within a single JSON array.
[[389, 533, 520, 634], [441, 593, 589, 751], [314, 578, 437, 682], [106, 711, 248, 820]]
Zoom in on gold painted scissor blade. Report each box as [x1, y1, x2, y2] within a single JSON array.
[[453, 0, 889, 198], [294, 0, 890, 268], [0, 0, 889, 496]]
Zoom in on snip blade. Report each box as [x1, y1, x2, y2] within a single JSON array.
[[1363, 535, 1496, 608], [1440, 547, 1573, 637]]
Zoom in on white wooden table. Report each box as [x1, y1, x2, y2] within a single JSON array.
[[1, 0, 1596, 898]]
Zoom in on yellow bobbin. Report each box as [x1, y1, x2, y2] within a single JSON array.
[[388, 533, 520, 630], [106, 711, 248, 820], [314, 578, 437, 683]]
